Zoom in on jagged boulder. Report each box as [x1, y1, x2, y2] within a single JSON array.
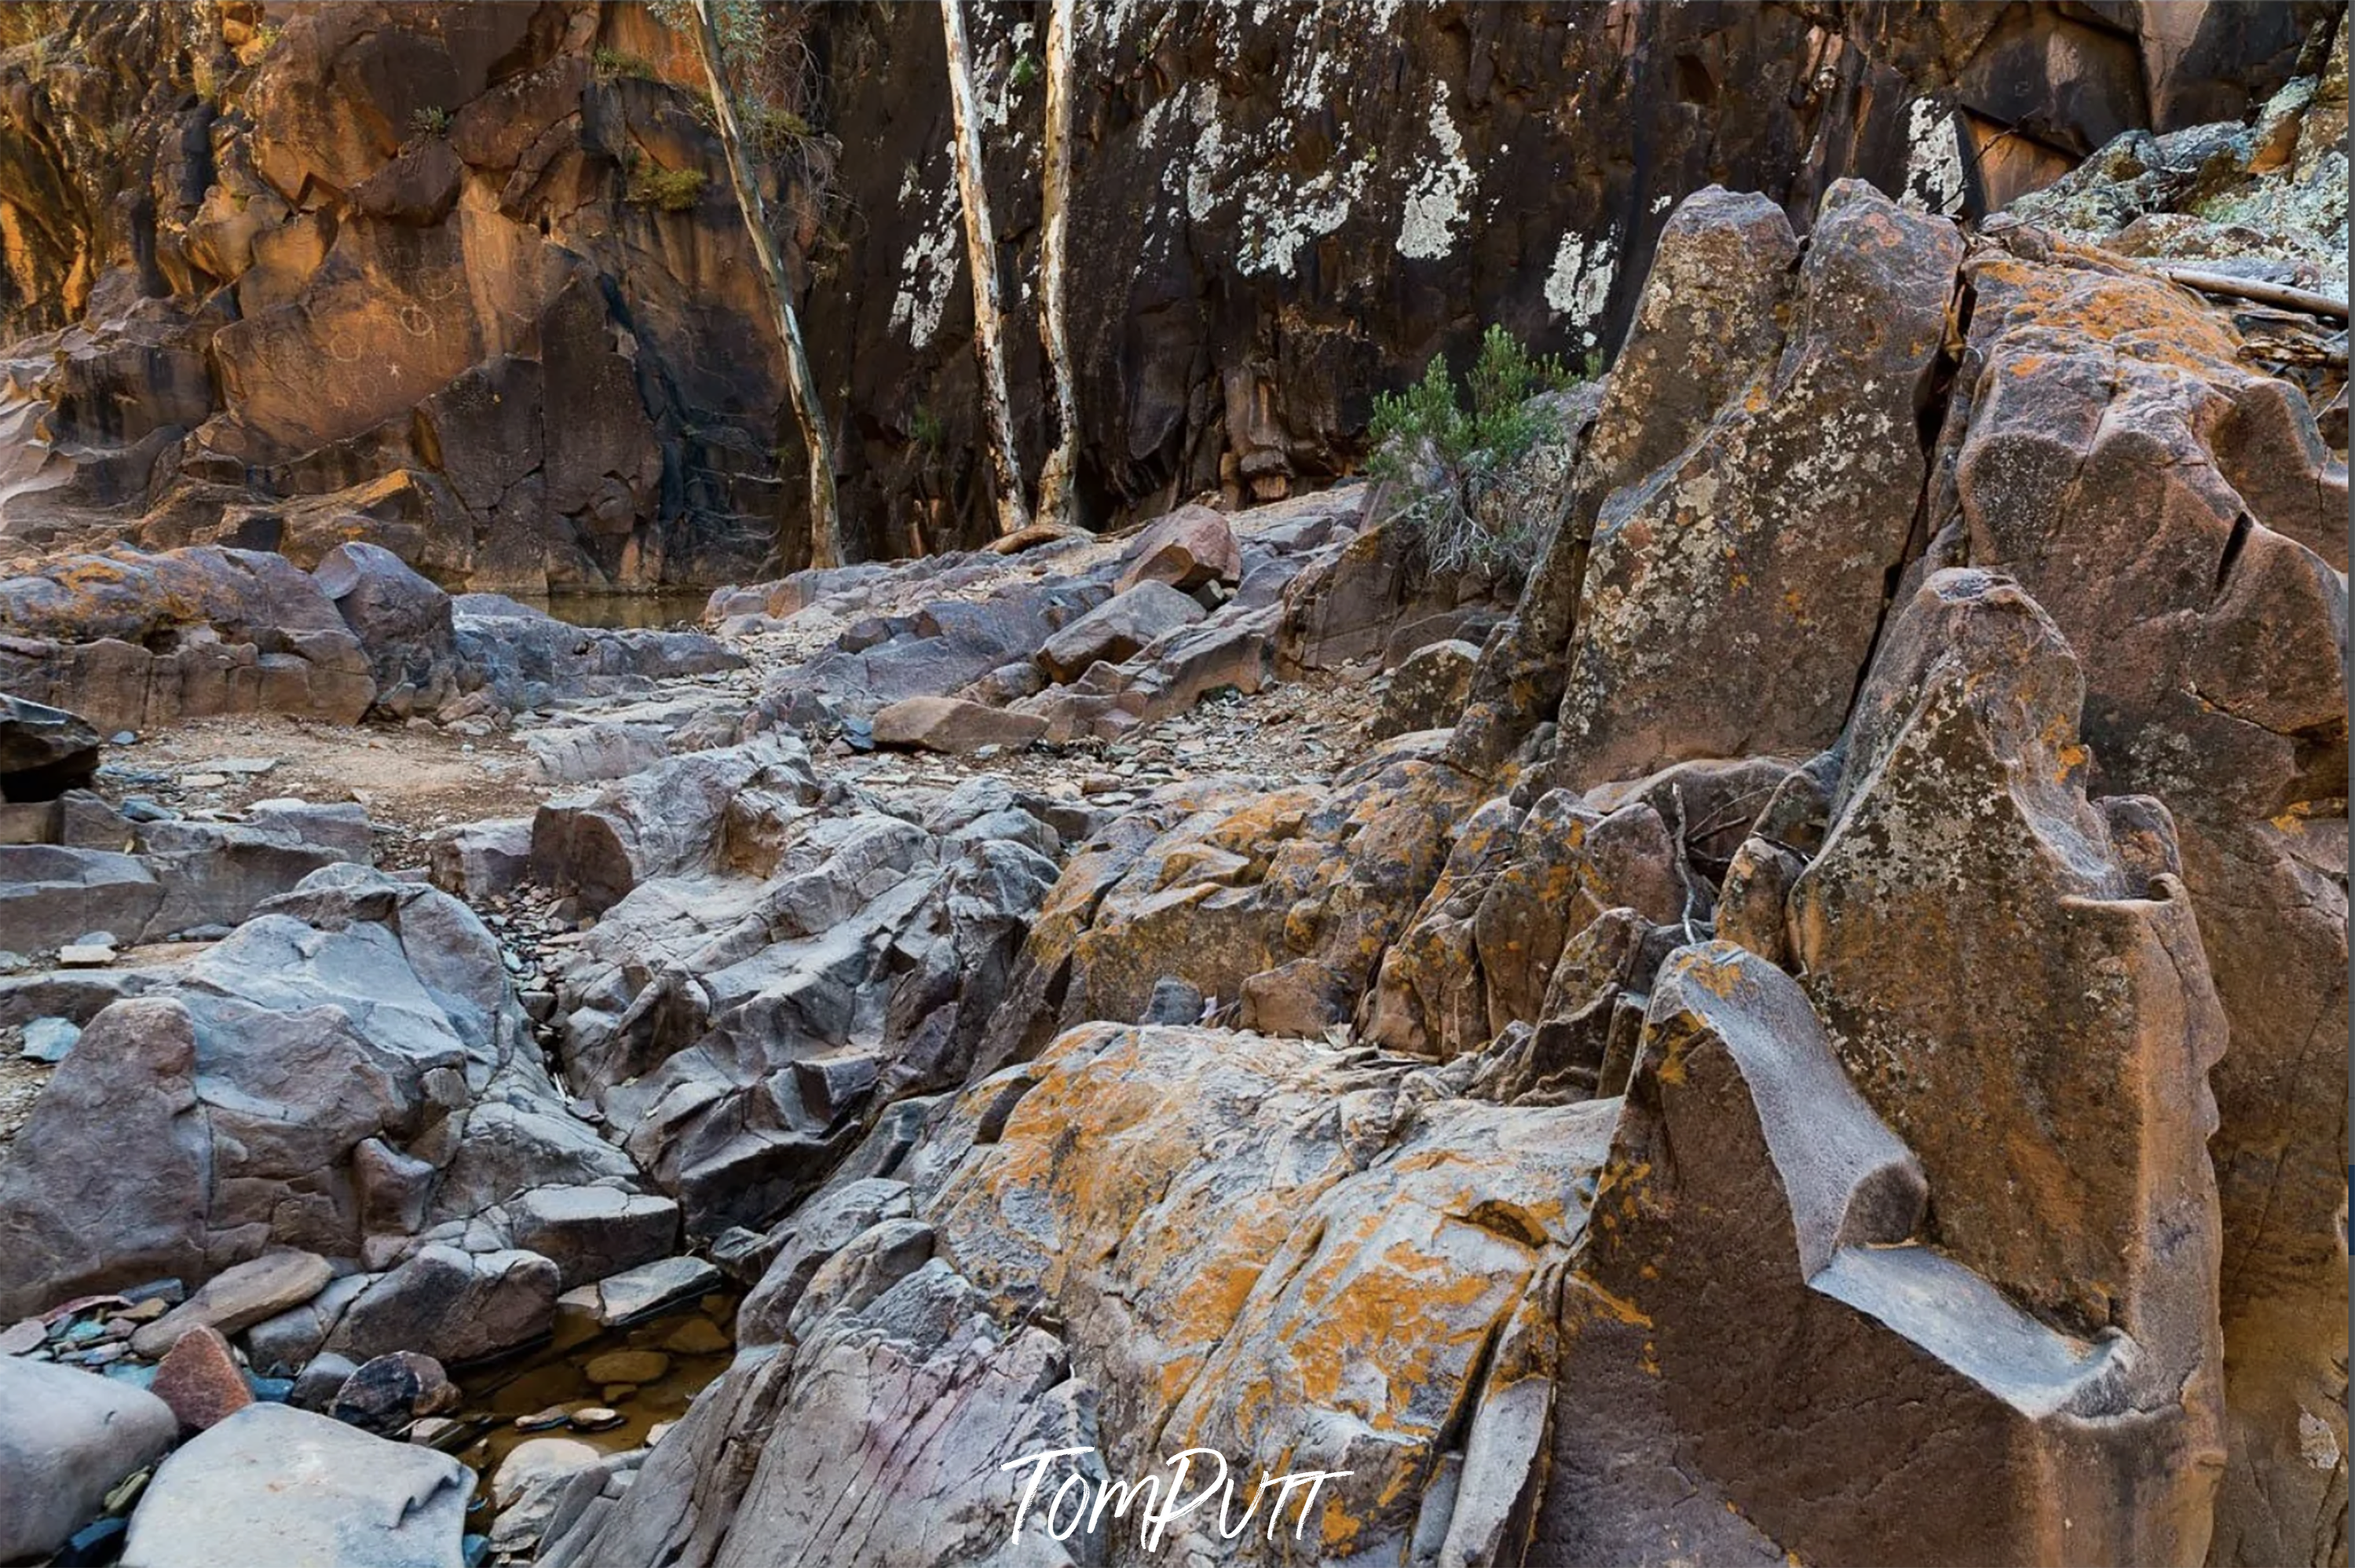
[[313, 540, 459, 718], [1551, 180, 1964, 789], [0, 865, 646, 1347], [1545, 942, 2222, 1568], [550, 773, 1065, 1236], [1940, 239, 2349, 1568], [979, 734, 1488, 1062]]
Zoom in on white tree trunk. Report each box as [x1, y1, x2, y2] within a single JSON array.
[[1033, 0, 1081, 530], [687, 0, 844, 568], [941, 0, 1032, 535]]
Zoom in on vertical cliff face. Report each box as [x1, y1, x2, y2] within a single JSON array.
[[0, 1, 2332, 586], [804, 0, 2333, 550]]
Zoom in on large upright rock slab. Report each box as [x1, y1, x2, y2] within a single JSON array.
[[1452, 187, 1801, 772], [1541, 943, 2223, 1568], [1550, 181, 1963, 789], [1790, 568, 2227, 1352], [1945, 242, 2349, 1567]]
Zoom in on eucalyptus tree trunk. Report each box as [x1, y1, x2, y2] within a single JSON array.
[[1032, 0, 1081, 530], [940, 0, 1032, 535], [686, 0, 843, 568]]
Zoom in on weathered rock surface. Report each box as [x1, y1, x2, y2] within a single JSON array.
[[0, 1357, 178, 1563], [0, 546, 375, 733], [121, 1402, 470, 1568], [547, 764, 1065, 1237], [980, 733, 1487, 1063], [5, 2, 2306, 571], [1936, 236, 2350, 1568], [0, 865, 648, 1358], [871, 694, 1047, 755], [1545, 941, 2219, 1568], [1551, 180, 1963, 788], [551, 1019, 1614, 1566]]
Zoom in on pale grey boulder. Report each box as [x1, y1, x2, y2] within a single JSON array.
[[0, 1358, 177, 1562], [121, 1402, 470, 1568]]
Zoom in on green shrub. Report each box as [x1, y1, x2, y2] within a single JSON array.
[[1010, 51, 1038, 91], [593, 46, 656, 83], [627, 161, 708, 212], [409, 104, 451, 136], [1366, 325, 1585, 579]]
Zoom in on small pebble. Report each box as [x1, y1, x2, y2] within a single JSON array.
[[514, 1405, 574, 1432], [569, 1406, 625, 1432]]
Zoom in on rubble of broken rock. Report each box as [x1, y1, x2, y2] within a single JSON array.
[[0, 137, 2346, 1568]]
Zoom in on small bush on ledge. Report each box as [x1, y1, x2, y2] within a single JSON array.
[[627, 162, 708, 212], [1367, 324, 1589, 579]]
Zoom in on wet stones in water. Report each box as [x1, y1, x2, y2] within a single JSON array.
[[580, 1349, 669, 1386], [331, 1351, 459, 1435], [570, 1406, 625, 1432], [515, 1405, 575, 1432], [662, 1316, 730, 1355]]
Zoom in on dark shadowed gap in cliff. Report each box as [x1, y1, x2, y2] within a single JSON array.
[[1836, 258, 1976, 739]]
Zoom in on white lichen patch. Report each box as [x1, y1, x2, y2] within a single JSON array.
[[1544, 227, 1619, 347], [887, 148, 964, 349], [1901, 97, 1966, 215], [1398, 81, 1472, 260]]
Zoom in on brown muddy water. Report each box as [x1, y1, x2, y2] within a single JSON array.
[[525, 589, 717, 630], [434, 1288, 740, 1509]]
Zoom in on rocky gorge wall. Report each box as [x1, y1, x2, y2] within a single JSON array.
[[0, 1, 2335, 590]]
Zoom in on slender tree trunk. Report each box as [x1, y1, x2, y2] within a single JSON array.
[[1033, 0, 1081, 530], [687, 0, 843, 568], [940, 0, 1031, 535]]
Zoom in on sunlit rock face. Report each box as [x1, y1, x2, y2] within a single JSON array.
[[0, 2, 2324, 578]]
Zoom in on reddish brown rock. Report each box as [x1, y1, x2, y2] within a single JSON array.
[[151, 1325, 254, 1433], [869, 696, 1047, 756], [1361, 788, 1683, 1059], [1543, 941, 2222, 1568], [1035, 581, 1206, 685], [1112, 504, 1241, 594], [1550, 181, 1964, 790], [1790, 569, 2228, 1361], [1945, 242, 2348, 1566]]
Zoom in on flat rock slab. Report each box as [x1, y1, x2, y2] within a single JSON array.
[[869, 695, 1048, 755], [131, 1251, 333, 1358], [589, 1256, 721, 1325], [0, 1357, 177, 1562], [122, 1402, 470, 1568]]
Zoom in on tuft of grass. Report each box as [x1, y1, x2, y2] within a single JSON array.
[[1366, 325, 1592, 579], [409, 104, 451, 136], [627, 160, 708, 212], [910, 403, 945, 451], [593, 46, 656, 83]]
